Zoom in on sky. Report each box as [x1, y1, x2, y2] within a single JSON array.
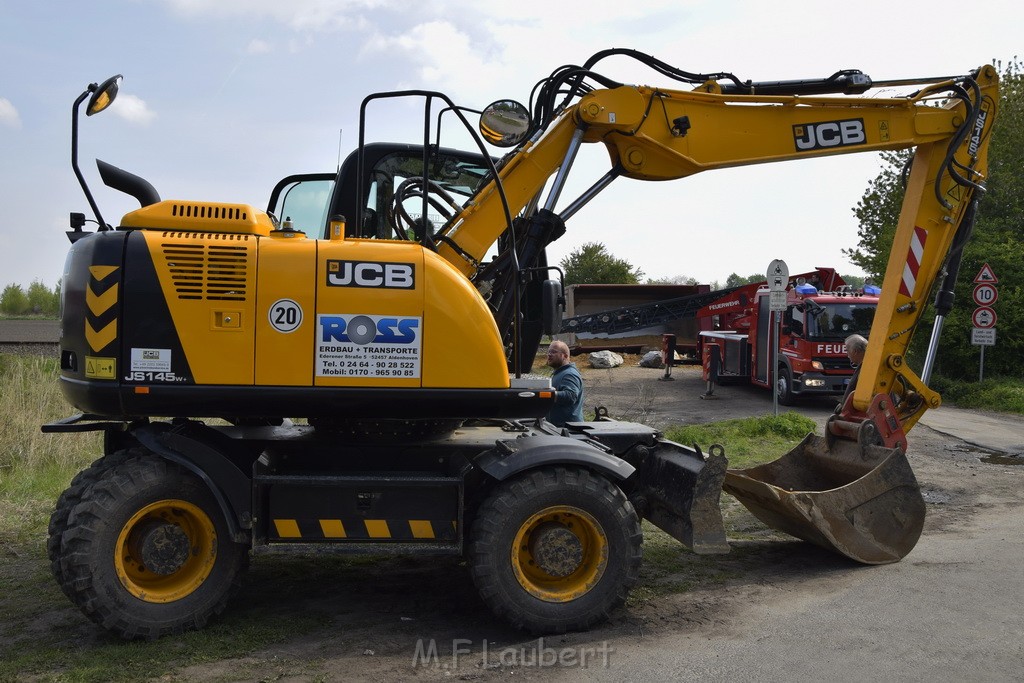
[[1, 0, 1021, 291]]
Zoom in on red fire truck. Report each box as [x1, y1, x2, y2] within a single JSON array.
[[696, 268, 879, 404]]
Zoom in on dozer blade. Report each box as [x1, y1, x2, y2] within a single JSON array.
[[723, 433, 925, 565]]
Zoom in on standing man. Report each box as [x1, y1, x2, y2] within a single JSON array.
[[837, 333, 868, 412], [545, 340, 584, 426]]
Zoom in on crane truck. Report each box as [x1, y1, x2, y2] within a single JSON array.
[[44, 49, 998, 639], [697, 267, 880, 404]]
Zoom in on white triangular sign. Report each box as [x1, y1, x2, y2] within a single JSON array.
[[974, 263, 998, 284]]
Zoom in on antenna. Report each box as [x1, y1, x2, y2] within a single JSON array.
[[337, 128, 343, 171]]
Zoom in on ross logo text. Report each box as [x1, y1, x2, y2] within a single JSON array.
[[320, 315, 419, 346]]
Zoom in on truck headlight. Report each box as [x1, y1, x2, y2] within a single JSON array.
[[810, 361, 824, 371]]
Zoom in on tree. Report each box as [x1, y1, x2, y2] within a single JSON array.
[[724, 272, 764, 288], [840, 273, 866, 289], [0, 280, 60, 316], [559, 242, 643, 285], [1, 284, 29, 315], [843, 150, 911, 280], [846, 59, 1024, 379], [646, 274, 698, 285], [27, 279, 59, 316]]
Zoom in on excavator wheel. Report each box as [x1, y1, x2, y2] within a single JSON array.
[[48, 449, 137, 598], [55, 453, 248, 639], [469, 466, 642, 634]]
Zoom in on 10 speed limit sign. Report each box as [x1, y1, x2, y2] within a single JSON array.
[[972, 283, 998, 306]]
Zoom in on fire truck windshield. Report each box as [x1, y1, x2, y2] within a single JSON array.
[[807, 302, 876, 340]]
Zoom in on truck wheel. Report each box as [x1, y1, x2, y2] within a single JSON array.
[[776, 366, 796, 405], [57, 454, 247, 639], [469, 467, 642, 634], [48, 449, 136, 597]]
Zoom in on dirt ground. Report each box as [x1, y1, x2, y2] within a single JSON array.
[[577, 354, 840, 429], [10, 351, 1024, 681]]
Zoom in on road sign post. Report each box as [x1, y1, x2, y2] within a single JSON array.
[[767, 260, 788, 417], [972, 264, 998, 381]]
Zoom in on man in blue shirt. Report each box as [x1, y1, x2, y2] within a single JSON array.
[[545, 340, 584, 426]]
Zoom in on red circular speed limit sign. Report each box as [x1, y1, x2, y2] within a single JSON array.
[[972, 306, 997, 328], [972, 283, 998, 306]]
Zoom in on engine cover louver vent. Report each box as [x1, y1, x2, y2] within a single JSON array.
[[160, 233, 251, 301], [169, 203, 248, 221]]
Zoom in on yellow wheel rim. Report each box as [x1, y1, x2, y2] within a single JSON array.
[[114, 499, 217, 603], [511, 505, 608, 603]]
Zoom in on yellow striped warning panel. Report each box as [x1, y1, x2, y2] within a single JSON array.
[[274, 519, 302, 538], [272, 518, 457, 541], [408, 520, 434, 539], [364, 520, 390, 538], [85, 266, 120, 353], [319, 519, 346, 538]]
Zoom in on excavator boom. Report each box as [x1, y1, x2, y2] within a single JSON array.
[[436, 54, 998, 563]]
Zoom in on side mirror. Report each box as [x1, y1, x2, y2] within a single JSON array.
[[479, 99, 531, 148], [87, 75, 123, 116], [541, 279, 563, 335], [72, 74, 123, 234]]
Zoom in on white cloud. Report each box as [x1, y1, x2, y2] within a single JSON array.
[[0, 98, 21, 128], [163, 0, 379, 32], [111, 94, 157, 125], [363, 21, 475, 85], [246, 38, 272, 55]]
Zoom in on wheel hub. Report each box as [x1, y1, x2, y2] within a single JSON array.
[[131, 520, 191, 576], [529, 523, 583, 577]]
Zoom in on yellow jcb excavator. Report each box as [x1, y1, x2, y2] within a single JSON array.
[[45, 48, 997, 638]]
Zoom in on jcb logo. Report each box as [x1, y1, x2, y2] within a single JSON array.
[[793, 119, 865, 151], [327, 260, 415, 289]]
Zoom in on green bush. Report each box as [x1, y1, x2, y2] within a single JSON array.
[[930, 374, 1024, 413], [0, 279, 60, 316]]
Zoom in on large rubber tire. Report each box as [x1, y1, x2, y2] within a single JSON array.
[[469, 467, 642, 634], [57, 454, 248, 639], [776, 365, 796, 406], [48, 449, 137, 596]]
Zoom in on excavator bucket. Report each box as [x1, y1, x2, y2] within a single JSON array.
[[723, 433, 926, 564]]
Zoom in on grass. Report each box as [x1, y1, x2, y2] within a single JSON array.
[[0, 354, 101, 543], [664, 412, 817, 469]]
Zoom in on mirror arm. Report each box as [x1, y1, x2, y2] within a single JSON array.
[[71, 85, 108, 231]]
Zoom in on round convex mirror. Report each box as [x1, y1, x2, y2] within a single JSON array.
[[479, 99, 531, 148]]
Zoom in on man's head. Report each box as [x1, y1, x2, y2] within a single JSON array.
[[845, 334, 868, 367], [546, 340, 571, 369]]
